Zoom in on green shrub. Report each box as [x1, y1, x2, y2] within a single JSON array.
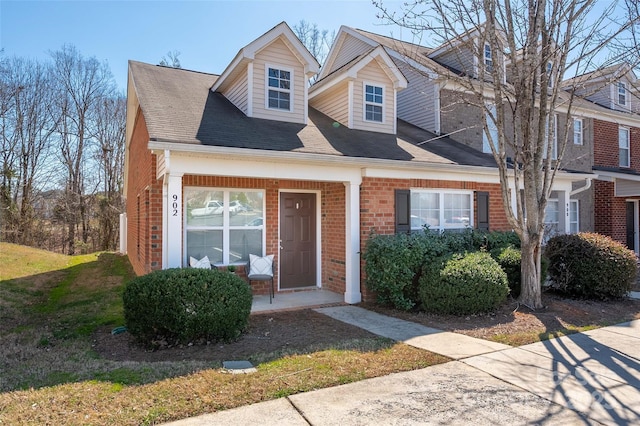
[[123, 268, 252, 346], [545, 233, 637, 299], [363, 232, 447, 310], [419, 251, 509, 315], [495, 247, 549, 298]]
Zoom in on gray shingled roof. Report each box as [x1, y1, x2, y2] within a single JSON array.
[[129, 60, 496, 168]]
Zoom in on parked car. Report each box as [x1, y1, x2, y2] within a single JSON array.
[[246, 217, 263, 226], [190, 200, 223, 217], [229, 200, 248, 215]]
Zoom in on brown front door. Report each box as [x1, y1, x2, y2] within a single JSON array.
[[279, 192, 317, 289]]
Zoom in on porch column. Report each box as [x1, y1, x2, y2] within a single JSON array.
[[558, 188, 569, 235], [344, 181, 361, 304], [165, 173, 184, 268]]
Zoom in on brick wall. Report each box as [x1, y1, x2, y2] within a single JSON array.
[[126, 110, 163, 276], [593, 180, 628, 244], [594, 119, 640, 170], [359, 176, 510, 301], [183, 176, 346, 296]]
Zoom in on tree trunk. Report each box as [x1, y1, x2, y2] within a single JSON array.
[[518, 237, 544, 309]]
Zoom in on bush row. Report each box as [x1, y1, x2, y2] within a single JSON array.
[[363, 229, 519, 312]]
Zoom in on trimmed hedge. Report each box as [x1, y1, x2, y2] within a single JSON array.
[[419, 251, 509, 315], [545, 233, 637, 299], [123, 268, 252, 346], [363, 229, 520, 311]]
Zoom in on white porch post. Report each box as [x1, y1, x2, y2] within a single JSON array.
[[344, 181, 362, 304], [559, 188, 570, 235], [165, 173, 184, 268]]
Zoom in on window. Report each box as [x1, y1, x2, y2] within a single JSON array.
[[620, 127, 630, 168], [364, 84, 383, 122], [569, 200, 579, 234], [483, 103, 499, 153], [544, 198, 560, 240], [618, 82, 627, 106], [484, 43, 493, 72], [410, 190, 472, 232], [546, 62, 553, 88], [573, 118, 583, 145], [185, 188, 264, 265], [267, 67, 291, 111]]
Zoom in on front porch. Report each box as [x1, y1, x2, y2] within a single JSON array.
[[251, 289, 344, 313]]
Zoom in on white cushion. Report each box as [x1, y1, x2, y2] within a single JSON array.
[[249, 254, 274, 276], [189, 255, 211, 269]]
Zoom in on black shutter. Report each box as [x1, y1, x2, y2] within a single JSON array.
[[477, 191, 489, 231], [395, 189, 411, 234]]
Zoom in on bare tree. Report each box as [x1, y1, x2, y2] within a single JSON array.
[[93, 95, 126, 250], [50, 45, 116, 255], [293, 20, 336, 67], [0, 57, 56, 245], [375, 0, 639, 309], [159, 50, 182, 69]]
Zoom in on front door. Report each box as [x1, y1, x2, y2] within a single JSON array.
[[279, 192, 317, 289], [626, 201, 636, 251]]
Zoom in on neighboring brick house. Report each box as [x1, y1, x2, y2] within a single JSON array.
[[123, 22, 600, 305], [564, 65, 640, 252]]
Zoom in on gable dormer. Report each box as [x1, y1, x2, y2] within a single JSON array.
[[563, 63, 639, 114], [211, 22, 320, 124], [428, 23, 507, 82], [309, 45, 407, 135]]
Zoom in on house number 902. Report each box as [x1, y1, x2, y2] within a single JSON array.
[[172, 194, 179, 216]]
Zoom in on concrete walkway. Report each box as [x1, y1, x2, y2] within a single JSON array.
[[165, 307, 640, 426]]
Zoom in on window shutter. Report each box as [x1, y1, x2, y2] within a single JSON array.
[[477, 191, 489, 231], [395, 189, 411, 234]]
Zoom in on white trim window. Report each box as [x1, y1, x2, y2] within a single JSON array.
[[483, 103, 499, 153], [573, 118, 583, 145], [266, 66, 292, 111], [184, 188, 265, 265], [410, 190, 473, 232], [620, 126, 630, 168], [364, 83, 384, 123], [484, 43, 493, 72], [569, 200, 579, 234], [618, 82, 627, 106], [544, 198, 560, 241]]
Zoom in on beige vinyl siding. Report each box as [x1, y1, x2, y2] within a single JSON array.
[[396, 63, 438, 132], [223, 68, 249, 114], [352, 60, 395, 134], [309, 81, 350, 126], [253, 38, 306, 124], [331, 35, 373, 74], [433, 45, 476, 76]]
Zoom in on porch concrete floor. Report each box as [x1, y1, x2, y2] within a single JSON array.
[[251, 289, 344, 313]]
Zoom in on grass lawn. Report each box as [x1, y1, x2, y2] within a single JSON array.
[[0, 243, 447, 425]]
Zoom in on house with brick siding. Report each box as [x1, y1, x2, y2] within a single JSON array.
[[123, 22, 596, 305], [563, 64, 640, 252]]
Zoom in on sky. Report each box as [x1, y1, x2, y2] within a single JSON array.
[[0, 0, 410, 91]]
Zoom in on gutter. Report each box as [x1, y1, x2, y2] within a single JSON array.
[[570, 178, 592, 196], [147, 140, 595, 181]]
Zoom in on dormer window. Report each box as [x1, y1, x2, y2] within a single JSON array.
[[267, 66, 292, 111], [618, 82, 627, 106], [364, 83, 384, 122], [484, 43, 493, 72]]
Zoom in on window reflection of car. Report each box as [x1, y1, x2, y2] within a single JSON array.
[[190, 200, 223, 217], [449, 216, 470, 225], [229, 200, 248, 215], [246, 217, 263, 226]]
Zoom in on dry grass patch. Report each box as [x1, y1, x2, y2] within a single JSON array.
[[0, 344, 446, 425]]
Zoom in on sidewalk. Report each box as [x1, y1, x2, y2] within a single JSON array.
[[165, 306, 640, 426]]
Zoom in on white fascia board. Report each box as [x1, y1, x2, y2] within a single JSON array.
[[248, 23, 320, 74], [211, 49, 250, 92], [386, 49, 439, 80], [595, 169, 640, 182]]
